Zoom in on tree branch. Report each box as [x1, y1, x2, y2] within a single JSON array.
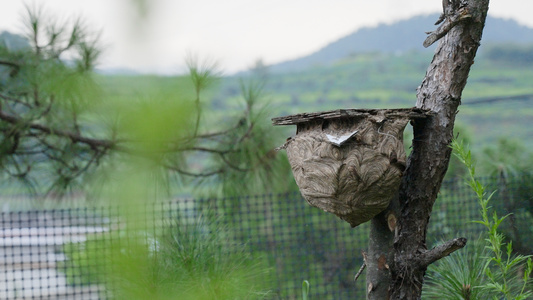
[[0, 109, 115, 150], [194, 126, 240, 139], [218, 154, 251, 172], [163, 163, 224, 177], [0, 92, 32, 108], [354, 262, 366, 282], [424, 7, 472, 48], [179, 146, 234, 154], [0, 59, 20, 69], [0, 106, 261, 180], [419, 237, 467, 267]]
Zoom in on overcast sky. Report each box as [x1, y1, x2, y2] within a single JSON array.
[[1, 0, 532, 74]]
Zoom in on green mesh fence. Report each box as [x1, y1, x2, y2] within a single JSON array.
[[0, 175, 531, 299]]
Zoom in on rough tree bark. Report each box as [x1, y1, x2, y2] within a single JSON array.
[[365, 0, 490, 299]]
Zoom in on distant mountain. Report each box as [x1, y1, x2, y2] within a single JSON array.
[[0, 31, 30, 51], [270, 14, 533, 73]]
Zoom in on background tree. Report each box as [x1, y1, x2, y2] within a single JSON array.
[[0, 5, 289, 198]]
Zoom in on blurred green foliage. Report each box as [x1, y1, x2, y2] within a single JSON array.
[[1, 4, 287, 300], [61, 215, 272, 299], [479, 138, 533, 177]]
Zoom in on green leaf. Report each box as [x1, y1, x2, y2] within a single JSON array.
[[302, 280, 310, 300], [526, 258, 533, 278], [506, 255, 526, 270]]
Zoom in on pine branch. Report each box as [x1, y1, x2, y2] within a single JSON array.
[[424, 7, 472, 48], [0, 109, 115, 150], [419, 237, 468, 267]]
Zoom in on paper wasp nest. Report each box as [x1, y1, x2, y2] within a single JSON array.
[[273, 109, 427, 227]]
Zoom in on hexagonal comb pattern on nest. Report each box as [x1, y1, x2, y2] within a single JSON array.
[[285, 114, 410, 227]]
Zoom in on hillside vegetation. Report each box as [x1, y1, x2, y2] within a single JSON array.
[[214, 46, 533, 151], [99, 45, 533, 152]]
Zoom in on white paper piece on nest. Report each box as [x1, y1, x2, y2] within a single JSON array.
[[325, 130, 358, 146]]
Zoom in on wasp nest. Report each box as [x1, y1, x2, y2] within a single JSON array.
[[273, 108, 428, 227]]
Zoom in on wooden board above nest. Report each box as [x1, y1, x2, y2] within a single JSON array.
[[273, 108, 431, 227]]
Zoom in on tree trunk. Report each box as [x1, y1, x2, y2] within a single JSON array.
[[366, 1, 490, 299], [366, 199, 399, 299]]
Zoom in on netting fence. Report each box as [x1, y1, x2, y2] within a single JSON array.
[[1, 174, 532, 299]]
